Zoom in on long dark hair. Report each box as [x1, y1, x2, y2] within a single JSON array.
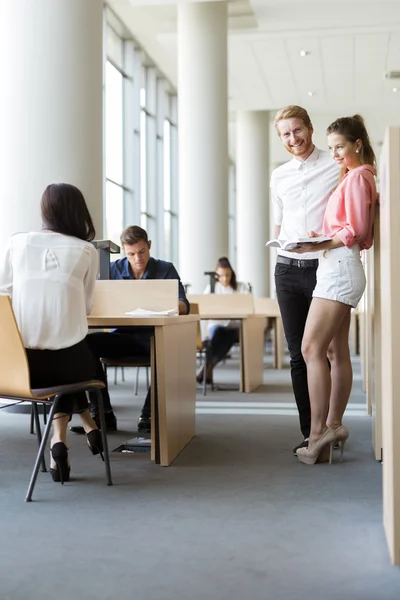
[[327, 115, 376, 182], [216, 256, 237, 291], [40, 183, 96, 242]]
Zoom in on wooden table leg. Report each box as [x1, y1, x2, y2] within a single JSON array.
[[240, 317, 266, 392], [151, 321, 197, 466]]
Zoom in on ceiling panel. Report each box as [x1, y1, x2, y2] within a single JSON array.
[[320, 36, 355, 108], [250, 40, 296, 107], [354, 33, 390, 103], [228, 40, 274, 108], [285, 38, 325, 105]]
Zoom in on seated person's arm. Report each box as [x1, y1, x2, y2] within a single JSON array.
[[165, 264, 189, 315], [0, 245, 13, 297]]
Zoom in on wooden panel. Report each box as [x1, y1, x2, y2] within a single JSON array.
[[0, 296, 33, 398], [187, 293, 254, 316], [88, 315, 198, 328], [91, 280, 178, 316], [154, 322, 197, 466], [241, 316, 266, 392], [380, 126, 400, 565], [253, 297, 280, 317], [372, 209, 382, 461]]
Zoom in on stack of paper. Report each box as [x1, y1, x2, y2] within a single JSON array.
[[124, 307, 179, 317]]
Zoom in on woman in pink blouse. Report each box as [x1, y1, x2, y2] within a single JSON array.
[[290, 115, 378, 465]]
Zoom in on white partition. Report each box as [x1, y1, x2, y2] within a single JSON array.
[[379, 126, 400, 565]]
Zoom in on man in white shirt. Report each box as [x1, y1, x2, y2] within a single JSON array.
[[270, 105, 339, 455]]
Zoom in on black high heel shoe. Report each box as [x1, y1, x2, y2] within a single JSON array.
[[50, 442, 70, 484], [86, 429, 104, 461]]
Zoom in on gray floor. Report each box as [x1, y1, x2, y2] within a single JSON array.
[[1, 349, 400, 600]]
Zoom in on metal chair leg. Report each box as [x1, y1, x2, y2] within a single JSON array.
[[203, 354, 207, 396], [145, 367, 149, 389], [135, 367, 140, 395], [30, 404, 35, 434], [96, 390, 113, 486], [114, 366, 118, 385], [32, 402, 47, 472], [121, 367, 125, 382], [26, 398, 59, 502], [43, 403, 47, 425]]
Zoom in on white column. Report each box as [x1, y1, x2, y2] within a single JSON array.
[[0, 0, 103, 255], [236, 111, 270, 297], [178, 1, 229, 293]]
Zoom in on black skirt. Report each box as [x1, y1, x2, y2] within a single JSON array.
[[25, 339, 96, 414]]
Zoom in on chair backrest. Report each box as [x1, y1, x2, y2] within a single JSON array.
[[189, 303, 203, 350], [91, 280, 179, 316], [0, 296, 33, 398], [253, 297, 281, 317], [187, 293, 254, 317]]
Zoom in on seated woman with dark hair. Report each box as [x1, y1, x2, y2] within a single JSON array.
[[196, 257, 249, 384], [0, 183, 103, 484]]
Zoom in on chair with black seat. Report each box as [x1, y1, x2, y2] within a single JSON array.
[[0, 295, 112, 502]]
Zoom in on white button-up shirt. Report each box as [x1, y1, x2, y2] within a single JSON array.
[[270, 146, 340, 259]]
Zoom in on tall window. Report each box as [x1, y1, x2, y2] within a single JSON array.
[[163, 95, 178, 264], [228, 163, 237, 267], [104, 9, 179, 265], [105, 59, 124, 246]]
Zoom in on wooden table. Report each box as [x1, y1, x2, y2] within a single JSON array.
[[88, 315, 198, 467], [195, 313, 266, 393]]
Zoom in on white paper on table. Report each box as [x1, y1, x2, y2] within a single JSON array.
[[124, 307, 179, 317]]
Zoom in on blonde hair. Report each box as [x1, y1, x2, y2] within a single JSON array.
[[274, 105, 312, 136]]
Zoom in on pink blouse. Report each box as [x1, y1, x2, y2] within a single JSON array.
[[322, 165, 377, 250]]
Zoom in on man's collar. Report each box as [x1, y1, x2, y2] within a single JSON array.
[[291, 145, 319, 170]]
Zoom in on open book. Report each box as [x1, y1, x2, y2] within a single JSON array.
[[265, 236, 331, 250], [125, 308, 179, 317]]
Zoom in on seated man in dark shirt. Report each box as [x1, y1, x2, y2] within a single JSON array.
[[71, 225, 189, 434]]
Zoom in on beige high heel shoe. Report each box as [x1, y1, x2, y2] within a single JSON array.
[[296, 428, 337, 465], [332, 425, 349, 462]]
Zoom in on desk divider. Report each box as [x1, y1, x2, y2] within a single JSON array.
[[187, 293, 254, 316], [91, 280, 178, 316]]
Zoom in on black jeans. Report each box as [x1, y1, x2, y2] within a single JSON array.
[[85, 329, 152, 418], [206, 326, 240, 364], [26, 339, 96, 414], [275, 262, 317, 439]]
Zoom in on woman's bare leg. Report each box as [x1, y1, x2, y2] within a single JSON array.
[[50, 413, 70, 469], [301, 298, 350, 446], [326, 311, 352, 428], [78, 408, 99, 434]]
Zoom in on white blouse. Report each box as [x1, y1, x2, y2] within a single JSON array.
[[0, 231, 98, 350]]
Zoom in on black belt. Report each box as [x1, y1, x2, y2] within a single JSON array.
[[277, 256, 319, 268]]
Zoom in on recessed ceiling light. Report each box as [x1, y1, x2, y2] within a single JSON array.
[[307, 91, 314, 97], [300, 50, 310, 57], [393, 87, 398, 93]]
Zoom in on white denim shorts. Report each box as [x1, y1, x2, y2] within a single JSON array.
[[313, 244, 366, 308]]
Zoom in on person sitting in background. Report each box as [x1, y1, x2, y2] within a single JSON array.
[[0, 183, 103, 484], [196, 257, 249, 384], [71, 225, 189, 435]]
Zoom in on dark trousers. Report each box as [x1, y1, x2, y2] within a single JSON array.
[[275, 262, 317, 439], [206, 326, 240, 364], [85, 330, 151, 418], [26, 339, 96, 414]]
